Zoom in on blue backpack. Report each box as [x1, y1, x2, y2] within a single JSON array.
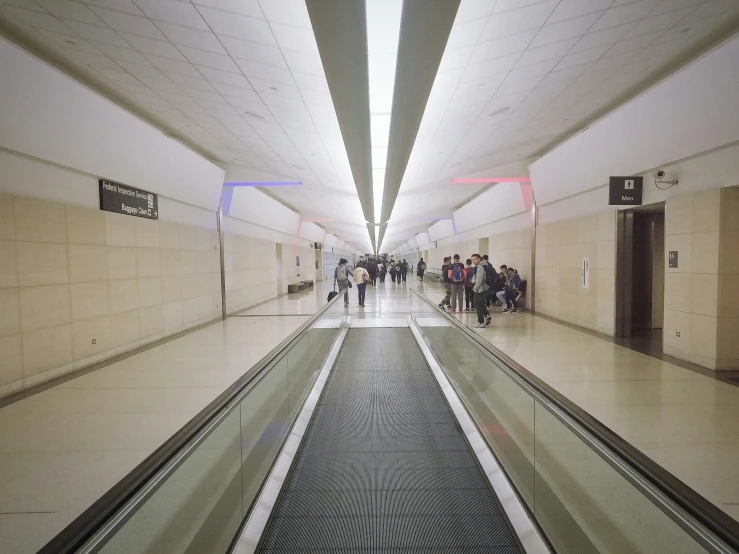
[[451, 263, 465, 284]]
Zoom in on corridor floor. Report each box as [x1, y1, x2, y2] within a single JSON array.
[[2, 275, 738, 554]]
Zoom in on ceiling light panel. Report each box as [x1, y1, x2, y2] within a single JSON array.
[[366, 0, 403, 236], [389, 0, 728, 229]]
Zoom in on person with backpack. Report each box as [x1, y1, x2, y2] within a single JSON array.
[[471, 253, 492, 328], [353, 261, 370, 307], [440, 256, 452, 309], [448, 254, 466, 313], [464, 258, 475, 312], [367, 259, 377, 287], [389, 260, 397, 283], [400, 259, 409, 283], [333, 258, 353, 306], [417, 258, 426, 281], [503, 267, 522, 313]]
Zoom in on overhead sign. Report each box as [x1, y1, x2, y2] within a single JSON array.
[[99, 179, 158, 219], [608, 176, 643, 206]]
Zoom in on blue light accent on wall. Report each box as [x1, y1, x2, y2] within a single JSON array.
[[221, 186, 234, 216]]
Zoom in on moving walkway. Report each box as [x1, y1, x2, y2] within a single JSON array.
[[40, 291, 739, 554]]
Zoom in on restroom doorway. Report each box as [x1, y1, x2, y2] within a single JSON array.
[[616, 203, 665, 347]]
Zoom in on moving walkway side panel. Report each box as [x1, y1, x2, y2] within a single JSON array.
[[256, 328, 524, 552], [408, 289, 739, 554]]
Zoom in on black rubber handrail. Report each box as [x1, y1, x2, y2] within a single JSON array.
[[39, 292, 346, 554], [410, 289, 739, 553]]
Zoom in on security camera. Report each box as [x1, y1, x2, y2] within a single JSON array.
[[653, 169, 677, 189]]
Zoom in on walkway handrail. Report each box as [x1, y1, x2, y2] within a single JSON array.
[[39, 292, 347, 554], [410, 289, 739, 554]]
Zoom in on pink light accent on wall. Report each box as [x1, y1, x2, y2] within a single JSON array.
[[301, 219, 335, 223], [450, 177, 531, 183]]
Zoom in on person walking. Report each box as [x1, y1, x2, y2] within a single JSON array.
[[389, 260, 397, 283], [400, 259, 408, 283], [417, 258, 426, 281], [333, 258, 353, 306], [353, 261, 370, 307], [464, 258, 475, 312], [440, 256, 452, 309], [367, 259, 377, 287], [448, 254, 465, 313], [471, 253, 491, 328], [377, 260, 385, 283]]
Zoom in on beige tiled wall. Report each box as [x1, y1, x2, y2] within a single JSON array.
[[0, 193, 222, 398], [535, 211, 616, 336], [489, 228, 532, 302], [665, 187, 739, 369], [223, 232, 278, 314]]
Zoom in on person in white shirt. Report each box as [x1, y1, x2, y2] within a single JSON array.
[[353, 262, 370, 307]]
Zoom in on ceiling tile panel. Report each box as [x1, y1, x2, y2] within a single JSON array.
[[144, 52, 200, 75], [469, 29, 537, 64], [445, 16, 487, 49], [529, 12, 603, 49], [178, 45, 240, 72], [133, 0, 209, 30], [92, 41, 152, 64], [87, 6, 166, 39], [82, 0, 144, 17], [62, 19, 129, 47], [234, 58, 295, 86], [548, 0, 615, 24], [570, 22, 639, 53], [5, 6, 76, 33], [196, 6, 275, 45], [192, 0, 262, 18], [589, 0, 663, 32], [479, 1, 558, 42], [196, 65, 252, 87], [155, 21, 227, 53], [118, 32, 187, 59], [35, 0, 104, 25], [217, 35, 286, 67], [516, 37, 579, 67], [258, 0, 312, 29]]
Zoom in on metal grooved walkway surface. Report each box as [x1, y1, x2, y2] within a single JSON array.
[[258, 328, 522, 553]]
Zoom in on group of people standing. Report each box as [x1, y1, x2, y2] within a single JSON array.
[[439, 254, 522, 328], [332, 256, 417, 308]]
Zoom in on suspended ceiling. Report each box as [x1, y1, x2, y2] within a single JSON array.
[[1, 0, 738, 253]]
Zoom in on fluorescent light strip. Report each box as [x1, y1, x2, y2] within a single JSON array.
[[450, 177, 531, 183], [367, 0, 402, 239]]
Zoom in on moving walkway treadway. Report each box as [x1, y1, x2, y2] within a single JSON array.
[[39, 291, 739, 554]]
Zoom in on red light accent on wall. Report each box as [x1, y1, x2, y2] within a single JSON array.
[[450, 177, 531, 183]]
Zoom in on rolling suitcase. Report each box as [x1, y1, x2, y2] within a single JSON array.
[[327, 284, 338, 302]]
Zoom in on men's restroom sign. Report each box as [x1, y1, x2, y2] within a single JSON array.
[[609, 176, 643, 205]]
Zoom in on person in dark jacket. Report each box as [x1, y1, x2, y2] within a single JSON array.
[[464, 258, 475, 312], [440, 256, 452, 309], [417, 258, 426, 281], [400, 259, 409, 283]]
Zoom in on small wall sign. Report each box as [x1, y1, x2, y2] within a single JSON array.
[[582, 257, 590, 288], [669, 251, 678, 268]]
